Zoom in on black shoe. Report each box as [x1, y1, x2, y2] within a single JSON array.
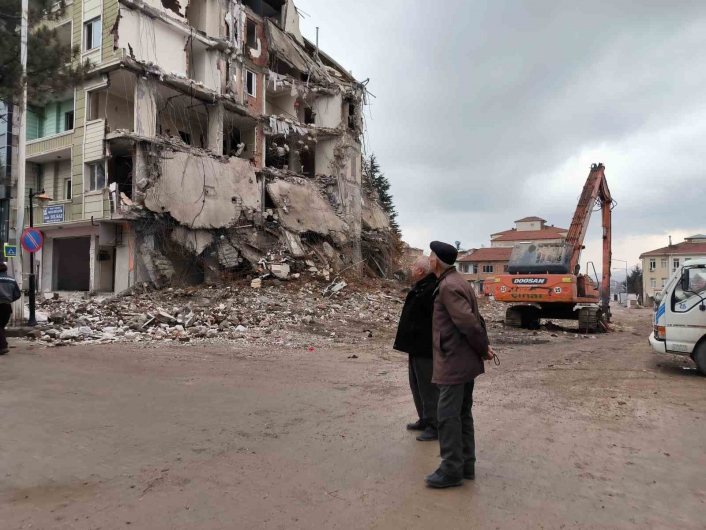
[[0, 348, 8, 355], [463, 466, 475, 480], [425, 469, 463, 489], [406, 420, 426, 431], [416, 426, 438, 442]]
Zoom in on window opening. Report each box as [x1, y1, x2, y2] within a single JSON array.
[[84, 17, 101, 51], [64, 110, 74, 131], [304, 107, 315, 125], [245, 70, 257, 98], [246, 19, 257, 48], [64, 179, 72, 200], [88, 162, 106, 191]]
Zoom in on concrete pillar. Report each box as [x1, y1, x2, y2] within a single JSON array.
[[134, 76, 157, 137], [207, 103, 224, 155], [88, 234, 100, 292]]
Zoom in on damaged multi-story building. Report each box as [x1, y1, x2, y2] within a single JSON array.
[[12, 0, 392, 293]]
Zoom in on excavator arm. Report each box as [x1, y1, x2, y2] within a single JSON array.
[[565, 163, 613, 320]]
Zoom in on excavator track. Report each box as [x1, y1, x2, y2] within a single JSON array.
[[578, 307, 603, 333], [505, 306, 540, 329]]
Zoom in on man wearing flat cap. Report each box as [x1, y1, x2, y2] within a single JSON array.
[[425, 241, 494, 488]]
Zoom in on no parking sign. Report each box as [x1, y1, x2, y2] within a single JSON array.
[[20, 228, 43, 253]]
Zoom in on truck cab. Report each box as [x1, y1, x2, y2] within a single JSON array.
[[649, 258, 706, 374]]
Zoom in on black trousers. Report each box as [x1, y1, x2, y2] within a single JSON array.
[[0, 303, 12, 351], [408, 356, 439, 427], [437, 381, 475, 477]]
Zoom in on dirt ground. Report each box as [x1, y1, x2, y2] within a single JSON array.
[[1, 303, 704, 529]]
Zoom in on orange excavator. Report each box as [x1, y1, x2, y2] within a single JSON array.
[[494, 163, 614, 332]]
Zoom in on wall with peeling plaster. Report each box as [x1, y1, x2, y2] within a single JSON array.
[[120, 9, 189, 76], [312, 94, 343, 129], [143, 151, 261, 229]]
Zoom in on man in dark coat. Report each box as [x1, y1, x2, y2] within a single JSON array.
[[393, 256, 440, 442], [0, 262, 21, 355], [425, 241, 494, 489]]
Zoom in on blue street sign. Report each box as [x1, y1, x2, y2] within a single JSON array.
[[20, 228, 43, 253], [43, 205, 65, 224], [3, 244, 17, 258]]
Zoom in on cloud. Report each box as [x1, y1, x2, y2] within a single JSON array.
[[295, 0, 706, 268]]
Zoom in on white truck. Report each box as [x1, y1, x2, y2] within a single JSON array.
[[649, 258, 706, 374]]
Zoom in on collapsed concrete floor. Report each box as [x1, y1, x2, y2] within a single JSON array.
[[120, 142, 399, 290]]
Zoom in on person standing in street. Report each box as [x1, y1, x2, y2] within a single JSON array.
[[393, 256, 440, 442], [0, 263, 21, 355], [425, 241, 494, 488]]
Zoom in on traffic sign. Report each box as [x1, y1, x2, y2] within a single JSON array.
[[20, 227, 43, 253], [3, 244, 17, 258]]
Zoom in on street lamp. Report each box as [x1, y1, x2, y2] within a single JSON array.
[[613, 259, 629, 305], [27, 188, 52, 326]]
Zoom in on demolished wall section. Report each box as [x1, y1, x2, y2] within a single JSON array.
[[141, 149, 262, 229]]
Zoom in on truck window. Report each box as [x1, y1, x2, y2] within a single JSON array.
[[673, 268, 706, 312]]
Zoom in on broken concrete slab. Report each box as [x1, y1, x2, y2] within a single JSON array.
[[362, 197, 390, 231], [171, 226, 213, 256], [270, 263, 290, 279], [266, 179, 349, 246], [143, 152, 261, 230]]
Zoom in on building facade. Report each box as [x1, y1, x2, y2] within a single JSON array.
[[490, 216, 568, 248], [12, 0, 388, 294], [640, 235, 706, 306], [456, 247, 512, 295]]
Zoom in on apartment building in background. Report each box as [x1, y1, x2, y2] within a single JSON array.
[[640, 235, 706, 306], [457, 216, 567, 294], [490, 216, 568, 248], [8, 0, 388, 294]]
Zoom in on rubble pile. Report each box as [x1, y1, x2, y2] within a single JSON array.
[[33, 280, 405, 349]]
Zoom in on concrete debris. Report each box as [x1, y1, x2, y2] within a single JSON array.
[[27, 281, 597, 351], [269, 263, 290, 280], [32, 279, 407, 349]]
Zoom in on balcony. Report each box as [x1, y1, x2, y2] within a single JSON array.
[[26, 96, 74, 162], [26, 131, 73, 163]]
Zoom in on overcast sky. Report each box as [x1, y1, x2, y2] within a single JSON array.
[[296, 0, 706, 272]]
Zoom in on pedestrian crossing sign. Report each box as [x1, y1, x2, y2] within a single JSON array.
[[3, 244, 17, 258]]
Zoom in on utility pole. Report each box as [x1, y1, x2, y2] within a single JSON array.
[[14, 0, 29, 324]]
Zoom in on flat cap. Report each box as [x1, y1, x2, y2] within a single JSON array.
[[430, 241, 458, 265]]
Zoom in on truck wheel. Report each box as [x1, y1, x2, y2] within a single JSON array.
[[694, 343, 706, 376]]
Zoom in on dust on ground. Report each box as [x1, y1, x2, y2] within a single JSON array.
[[1, 303, 704, 529]]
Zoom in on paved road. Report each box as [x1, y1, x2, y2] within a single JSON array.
[[1, 306, 704, 529]]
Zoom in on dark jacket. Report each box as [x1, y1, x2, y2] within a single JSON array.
[[432, 268, 488, 385], [0, 271, 21, 305], [393, 273, 437, 357]]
